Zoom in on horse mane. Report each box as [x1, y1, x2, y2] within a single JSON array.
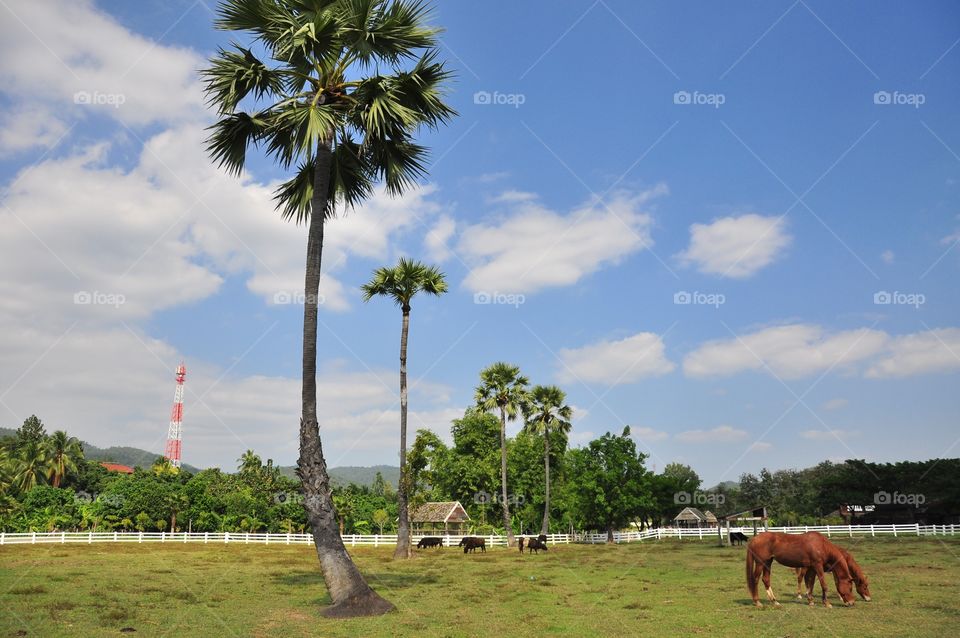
[[842, 549, 865, 583]]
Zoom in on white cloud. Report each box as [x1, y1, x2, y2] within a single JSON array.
[[865, 328, 960, 378], [675, 425, 748, 443], [424, 215, 456, 263], [0, 0, 205, 129], [683, 324, 889, 379], [0, 107, 69, 155], [748, 441, 773, 452], [557, 332, 675, 385], [631, 426, 670, 442], [881, 250, 895, 264], [459, 186, 666, 294], [821, 398, 849, 411], [801, 430, 858, 441], [677, 213, 791, 278]]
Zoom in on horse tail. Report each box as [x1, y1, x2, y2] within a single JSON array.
[[745, 542, 758, 600]]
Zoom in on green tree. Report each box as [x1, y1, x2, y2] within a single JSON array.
[[45, 431, 84, 488], [372, 508, 389, 535], [362, 257, 447, 559], [524, 385, 572, 535], [13, 441, 48, 492], [16, 415, 46, 450], [475, 362, 530, 547], [566, 427, 653, 542], [202, 0, 454, 616]]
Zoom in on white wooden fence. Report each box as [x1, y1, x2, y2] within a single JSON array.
[[0, 524, 955, 547]]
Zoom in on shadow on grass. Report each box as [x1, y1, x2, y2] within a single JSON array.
[[272, 570, 439, 590]]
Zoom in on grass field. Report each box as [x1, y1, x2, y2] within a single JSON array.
[[1, 537, 958, 637]]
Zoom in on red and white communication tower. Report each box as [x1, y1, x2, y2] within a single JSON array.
[[164, 363, 186, 468]]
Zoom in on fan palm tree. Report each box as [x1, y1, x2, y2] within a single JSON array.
[[361, 257, 447, 559], [13, 441, 48, 493], [202, 0, 454, 616], [46, 430, 84, 488], [474, 362, 530, 547], [524, 385, 572, 535]]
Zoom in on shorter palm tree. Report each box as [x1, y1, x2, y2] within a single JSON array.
[[13, 441, 48, 492], [524, 385, 573, 535], [475, 362, 530, 547], [46, 430, 83, 488], [362, 257, 447, 559]]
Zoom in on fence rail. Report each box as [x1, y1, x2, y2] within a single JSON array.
[[0, 524, 955, 547]]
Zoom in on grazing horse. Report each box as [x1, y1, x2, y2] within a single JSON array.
[[730, 531, 749, 546], [527, 539, 548, 554], [518, 537, 525, 553], [458, 537, 486, 554], [745, 532, 855, 608], [536, 534, 548, 543], [796, 545, 871, 602], [417, 537, 443, 549]]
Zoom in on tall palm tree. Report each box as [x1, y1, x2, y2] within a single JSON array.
[[202, 0, 454, 616], [13, 441, 48, 493], [362, 257, 447, 559], [475, 362, 530, 547], [524, 385, 572, 535], [45, 430, 83, 488], [238, 449, 262, 476]]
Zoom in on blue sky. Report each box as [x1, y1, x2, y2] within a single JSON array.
[[0, 0, 958, 486]]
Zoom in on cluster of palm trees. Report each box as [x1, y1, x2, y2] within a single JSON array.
[[475, 364, 572, 545], [1, 431, 84, 494]]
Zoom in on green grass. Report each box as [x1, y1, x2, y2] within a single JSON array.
[[1, 537, 958, 637]]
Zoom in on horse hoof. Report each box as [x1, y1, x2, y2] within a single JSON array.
[[773, 602, 782, 608], [754, 602, 763, 608], [824, 603, 832, 609], [807, 601, 815, 607]]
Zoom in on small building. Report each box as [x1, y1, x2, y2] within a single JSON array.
[[674, 507, 717, 528], [100, 462, 134, 474], [410, 501, 471, 535]]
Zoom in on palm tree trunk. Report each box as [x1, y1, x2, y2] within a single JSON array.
[[394, 306, 412, 559], [499, 408, 515, 546], [298, 139, 394, 618], [540, 429, 550, 536]]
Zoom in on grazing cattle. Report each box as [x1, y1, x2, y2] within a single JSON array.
[[536, 534, 548, 543], [729, 531, 749, 546], [746, 532, 855, 608], [527, 539, 548, 554], [796, 545, 871, 602], [518, 537, 525, 553], [417, 537, 443, 549], [458, 537, 486, 554]]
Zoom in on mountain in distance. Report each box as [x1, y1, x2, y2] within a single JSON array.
[[2, 427, 397, 485]]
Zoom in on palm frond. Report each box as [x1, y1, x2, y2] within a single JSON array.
[[202, 45, 285, 114], [205, 111, 268, 176]]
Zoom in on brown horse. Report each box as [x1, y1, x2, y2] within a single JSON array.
[[795, 545, 871, 602], [745, 532, 855, 608]]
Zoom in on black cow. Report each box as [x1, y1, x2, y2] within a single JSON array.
[[458, 537, 486, 554], [417, 537, 443, 549], [527, 538, 548, 554], [729, 531, 749, 546]]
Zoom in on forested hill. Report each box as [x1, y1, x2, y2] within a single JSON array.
[[1, 426, 396, 484]]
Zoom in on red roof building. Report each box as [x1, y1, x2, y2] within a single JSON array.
[[100, 462, 135, 474]]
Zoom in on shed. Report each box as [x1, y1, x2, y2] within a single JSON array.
[[410, 501, 471, 535], [674, 507, 716, 528]]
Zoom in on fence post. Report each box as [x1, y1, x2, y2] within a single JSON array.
[[916, 524, 920, 537], [225, 532, 230, 544], [88, 531, 93, 544], [161, 531, 165, 543], [138, 531, 143, 543], [0, 533, 4, 545]]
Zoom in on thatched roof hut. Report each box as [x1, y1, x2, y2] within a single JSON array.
[[410, 501, 470, 535], [673, 506, 717, 528]]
